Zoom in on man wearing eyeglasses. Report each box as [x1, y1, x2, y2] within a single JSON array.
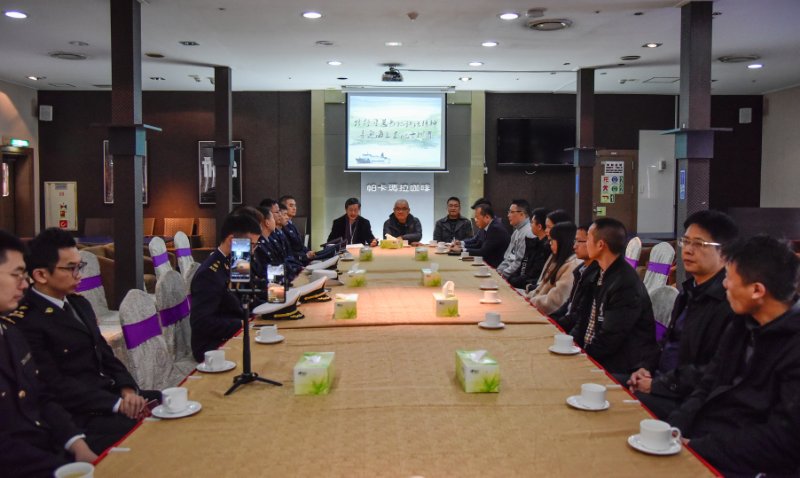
[[383, 199, 422, 244], [14, 228, 157, 454], [496, 199, 534, 278], [627, 210, 739, 419]]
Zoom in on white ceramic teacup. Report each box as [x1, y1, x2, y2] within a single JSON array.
[[460, 251, 469, 258], [484, 312, 501, 326], [429, 239, 438, 246], [481, 279, 498, 289], [478, 266, 490, 276], [161, 387, 189, 413], [483, 290, 499, 302], [639, 419, 682, 451], [436, 245, 447, 253], [579, 383, 607, 408], [55, 462, 95, 478], [259, 324, 278, 340], [204, 350, 225, 371], [553, 334, 574, 352], [474, 256, 484, 265]]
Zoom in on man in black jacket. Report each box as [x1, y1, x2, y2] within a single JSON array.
[[507, 207, 550, 290], [550, 224, 598, 332], [327, 198, 378, 246], [433, 196, 473, 243], [668, 235, 800, 476], [383, 199, 423, 244], [464, 204, 511, 269], [571, 218, 658, 374], [628, 210, 738, 419], [16, 228, 156, 454]]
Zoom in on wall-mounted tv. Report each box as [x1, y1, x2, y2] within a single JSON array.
[[346, 92, 446, 172], [496, 117, 575, 168]]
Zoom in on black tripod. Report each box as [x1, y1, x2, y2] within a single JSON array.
[[225, 289, 282, 396]]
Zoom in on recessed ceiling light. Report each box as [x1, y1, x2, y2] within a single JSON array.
[[48, 51, 87, 60], [179, 41, 199, 46], [302, 11, 322, 19], [621, 55, 641, 61], [69, 41, 89, 47], [145, 52, 165, 58], [498, 12, 519, 20], [527, 18, 572, 31], [149, 77, 165, 80], [468, 61, 484, 67], [481, 41, 499, 47], [459, 77, 472, 82], [337, 77, 348, 80], [747, 63, 763, 69], [385, 41, 403, 47], [643, 42, 662, 48], [327, 60, 342, 66], [26, 76, 45, 81], [3, 10, 27, 19], [634, 12, 644, 16]]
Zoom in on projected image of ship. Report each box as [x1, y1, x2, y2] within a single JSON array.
[[356, 153, 390, 164]]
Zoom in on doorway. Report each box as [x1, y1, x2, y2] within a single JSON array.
[[0, 147, 35, 237]]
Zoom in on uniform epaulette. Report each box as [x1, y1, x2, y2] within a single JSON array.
[[1, 314, 15, 325], [209, 259, 222, 272], [5, 305, 28, 323]]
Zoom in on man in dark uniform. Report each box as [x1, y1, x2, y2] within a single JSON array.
[[16, 228, 156, 455], [190, 213, 262, 361], [0, 230, 97, 476], [280, 195, 336, 262]]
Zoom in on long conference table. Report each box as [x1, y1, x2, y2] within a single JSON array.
[[96, 247, 717, 477]]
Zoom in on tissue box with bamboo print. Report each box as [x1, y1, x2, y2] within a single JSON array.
[[294, 352, 335, 395], [421, 268, 442, 287], [359, 247, 373, 261], [455, 350, 500, 393], [344, 270, 367, 287], [334, 293, 358, 319], [380, 238, 402, 249], [433, 292, 458, 317], [414, 247, 429, 261]]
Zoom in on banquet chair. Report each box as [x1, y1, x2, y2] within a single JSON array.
[[164, 217, 194, 237], [197, 217, 216, 248], [76, 250, 119, 324], [624, 236, 642, 269], [119, 289, 185, 390], [173, 231, 197, 276], [643, 242, 676, 292], [148, 236, 173, 281], [155, 270, 197, 375], [143, 217, 156, 236], [649, 285, 679, 342], [183, 262, 200, 296], [293, 216, 307, 238]]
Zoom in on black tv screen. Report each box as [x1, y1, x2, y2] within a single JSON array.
[[496, 117, 575, 168]]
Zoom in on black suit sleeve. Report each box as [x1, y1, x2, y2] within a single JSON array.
[[583, 282, 643, 362], [0, 433, 67, 478], [189, 269, 242, 345], [467, 226, 506, 259]]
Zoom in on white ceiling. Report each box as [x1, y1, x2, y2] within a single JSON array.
[[1, 0, 799, 95]]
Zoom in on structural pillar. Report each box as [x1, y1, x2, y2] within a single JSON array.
[[213, 66, 235, 229], [572, 68, 597, 226]]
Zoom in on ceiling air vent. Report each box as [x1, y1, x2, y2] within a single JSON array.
[[527, 18, 572, 31], [718, 54, 760, 63], [48, 51, 87, 61]]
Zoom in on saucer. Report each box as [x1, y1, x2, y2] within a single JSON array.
[[566, 395, 610, 411], [480, 298, 502, 304], [479, 285, 499, 291], [152, 401, 202, 419], [474, 273, 492, 278], [627, 434, 681, 456], [471, 262, 485, 267], [196, 360, 236, 373], [434, 251, 449, 254], [478, 321, 505, 329], [340, 256, 354, 262], [548, 345, 581, 355], [255, 334, 285, 344]]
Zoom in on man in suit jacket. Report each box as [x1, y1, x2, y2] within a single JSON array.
[[383, 199, 423, 244], [466, 204, 511, 268], [327, 197, 378, 246], [0, 230, 97, 476], [15, 228, 152, 455]]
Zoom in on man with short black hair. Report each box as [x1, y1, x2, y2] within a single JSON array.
[[16, 228, 156, 455], [668, 235, 800, 476], [433, 197, 473, 243], [508, 207, 552, 290], [327, 198, 377, 247], [0, 230, 98, 475], [550, 224, 599, 333], [628, 210, 738, 419], [190, 213, 262, 361], [570, 218, 658, 374], [279, 194, 316, 263], [464, 204, 510, 268], [496, 199, 534, 278], [383, 199, 423, 244]]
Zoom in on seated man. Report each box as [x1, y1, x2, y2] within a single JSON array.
[[549, 224, 599, 333], [383, 199, 422, 244], [465, 203, 510, 268], [496, 199, 534, 278], [508, 207, 551, 290], [190, 213, 261, 362], [280, 195, 337, 262], [327, 197, 378, 247], [433, 196, 473, 243], [628, 210, 738, 419], [0, 230, 97, 476], [267, 201, 304, 281], [668, 235, 800, 476], [570, 218, 658, 375], [16, 228, 157, 455]]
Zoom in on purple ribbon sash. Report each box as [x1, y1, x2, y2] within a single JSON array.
[[175, 247, 192, 258], [655, 322, 667, 342], [152, 252, 169, 267], [122, 314, 161, 349], [647, 261, 672, 275], [76, 275, 103, 292], [625, 257, 638, 268], [159, 298, 190, 327]]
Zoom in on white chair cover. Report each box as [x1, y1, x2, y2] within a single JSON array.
[[155, 270, 197, 375], [649, 285, 679, 342], [172, 231, 197, 277], [624, 237, 642, 269], [643, 242, 676, 292], [147, 236, 173, 281], [76, 250, 119, 324], [119, 289, 184, 390], [183, 262, 200, 296]]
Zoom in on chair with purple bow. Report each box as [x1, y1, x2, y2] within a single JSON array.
[[119, 289, 186, 390], [649, 285, 679, 342], [155, 270, 196, 375], [172, 231, 197, 279], [643, 242, 676, 293], [624, 237, 642, 270], [76, 250, 118, 325], [148, 236, 173, 282]]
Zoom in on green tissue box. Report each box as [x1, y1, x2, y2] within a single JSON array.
[[414, 247, 429, 261], [455, 350, 500, 393], [433, 292, 459, 317], [344, 270, 367, 287], [294, 352, 335, 395], [380, 238, 402, 249], [421, 269, 442, 287], [334, 293, 358, 319], [359, 247, 373, 261]]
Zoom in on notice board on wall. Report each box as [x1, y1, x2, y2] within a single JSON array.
[[44, 181, 78, 231]]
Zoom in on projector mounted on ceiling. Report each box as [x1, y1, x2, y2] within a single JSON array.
[[382, 66, 403, 82]]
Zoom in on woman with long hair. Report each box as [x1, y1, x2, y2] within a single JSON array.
[[527, 221, 581, 315]]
